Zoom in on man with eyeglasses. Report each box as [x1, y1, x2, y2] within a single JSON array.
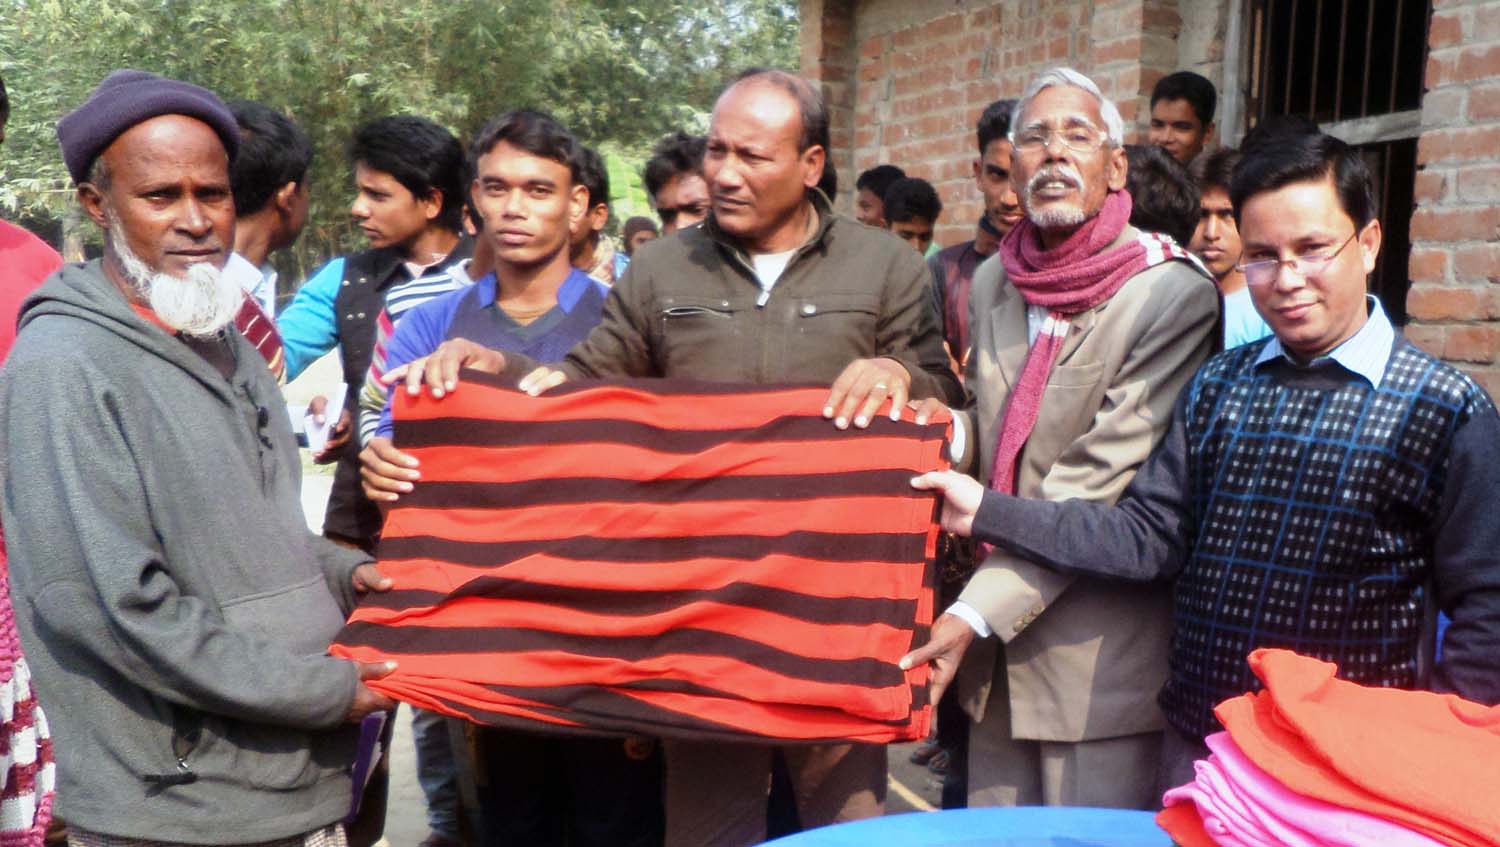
[[643, 131, 711, 235], [909, 131, 1500, 796], [893, 67, 1218, 809]]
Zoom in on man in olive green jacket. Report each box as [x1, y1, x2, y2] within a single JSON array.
[[364, 70, 960, 847]]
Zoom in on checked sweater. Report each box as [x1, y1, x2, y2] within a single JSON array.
[[972, 331, 1500, 738]]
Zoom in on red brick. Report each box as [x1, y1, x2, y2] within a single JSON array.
[[1469, 83, 1500, 122], [1442, 325, 1500, 363], [1408, 284, 1493, 321], [1429, 10, 1466, 49], [1142, 1, 1183, 31], [1404, 324, 1447, 357], [860, 35, 887, 60], [1410, 206, 1500, 242], [1414, 171, 1448, 204], [1094, 37, 1142, 66], [1453, 44, 1500, 85], [1426, 51, 1459, 89], [1409, 246, 1451, 283], [1455, 243, 1500, 282]]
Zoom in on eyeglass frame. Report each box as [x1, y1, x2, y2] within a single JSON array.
[[1010, 122, 1112, 156], [1235, 230, 1361, 287]]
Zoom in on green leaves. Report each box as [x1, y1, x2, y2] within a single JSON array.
[[0, 0, 796, 275]]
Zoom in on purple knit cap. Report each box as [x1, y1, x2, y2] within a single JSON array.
[[56, 69, 240, 185]]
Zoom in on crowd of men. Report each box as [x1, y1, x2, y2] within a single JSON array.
[[0, 53, 1495, 847]]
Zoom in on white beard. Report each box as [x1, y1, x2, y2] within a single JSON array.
[[1024, 165, 1089, 229], [110, 225, 241, 338]]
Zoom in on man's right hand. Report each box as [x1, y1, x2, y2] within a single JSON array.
[[346, 660, 398, 723], [360, 436, 420, 503], [898, 612, 975, 706]]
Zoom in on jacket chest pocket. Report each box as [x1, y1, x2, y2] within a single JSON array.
[[655, 296, 743, 379], [786, 294, 881, 373]]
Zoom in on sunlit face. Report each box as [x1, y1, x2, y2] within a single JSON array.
[[1188, 185, 1242, 282], [1239, 176, 1381, 361], [470, 140, 587, 271], [974, 138, 1022, 236], [1149, 97, 1213, 165], [82, 114, 234, 281], [1011, 85, 1127, 235], [350, 163, 439, 251], [653, 172, 710, 235], [704, 80, 824, 251], [890, 216, 934, 254]]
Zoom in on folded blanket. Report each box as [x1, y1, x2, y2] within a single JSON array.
[[331, 376, 948, 743], [1215, 649, 1500, 847], [1162, 732, 1445, 847]]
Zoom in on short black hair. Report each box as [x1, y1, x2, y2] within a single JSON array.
[[1230, 131, 1377, 229], [977, 98, 1018, 156], [729, 67, 830, 154], [643, 132, 705, 199], [856, 164, 906, 199], [817, 156, 838, 202], [226, 100, 312, 216], [0, 73, 9, 127], [577, 145, 610, 209], [1151, 71, 1217, 127], [1124, 144, 1199, 246], [1193, 147, 1241, 194], [1239, 113, 1320, 156], [350, 115, 466, 232], [469, 108, 585, 191], [882, 177, 942, 226]]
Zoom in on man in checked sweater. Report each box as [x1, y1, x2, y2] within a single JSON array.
[[909, 131, 1500, 794]]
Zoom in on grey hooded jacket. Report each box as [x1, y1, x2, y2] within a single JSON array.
[[0, 260, 369, 843]]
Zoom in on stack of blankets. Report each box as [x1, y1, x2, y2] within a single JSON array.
[[1158, 649, 1500, 847], [331, 376, 950, 744]]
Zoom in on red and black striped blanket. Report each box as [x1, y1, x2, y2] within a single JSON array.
[[330, 374, 950, 744]]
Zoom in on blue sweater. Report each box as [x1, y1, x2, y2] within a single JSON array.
[[376, 269, 607, 439]]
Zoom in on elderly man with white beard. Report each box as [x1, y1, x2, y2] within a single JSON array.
[[898, 67, 1219, 809], [0, 70, 398, 847]]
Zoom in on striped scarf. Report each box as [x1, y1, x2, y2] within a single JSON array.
[[330, 376, 950, 743], [990, 189, 1191, 494]]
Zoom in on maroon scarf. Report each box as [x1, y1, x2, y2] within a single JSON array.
[[988, 189, 1187, 496]]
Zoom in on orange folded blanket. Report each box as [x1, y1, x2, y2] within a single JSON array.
[[330, 376, 948, 743], [1215, 649, 1500, 847]]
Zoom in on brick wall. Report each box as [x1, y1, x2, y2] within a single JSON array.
[[801, 0, 1202, 245], [1406, 1, 1500, 396]]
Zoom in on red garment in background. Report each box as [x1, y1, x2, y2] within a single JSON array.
[[332, 376, 949, 744], [0, 220, 63, 359], [0, 221, 63, 845]]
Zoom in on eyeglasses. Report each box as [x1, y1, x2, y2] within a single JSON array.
[[1012, 126, 1109, 155], [1236, 232, 1358, 287]]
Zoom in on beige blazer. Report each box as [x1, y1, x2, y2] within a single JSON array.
[[952, 225, 1219, 743]]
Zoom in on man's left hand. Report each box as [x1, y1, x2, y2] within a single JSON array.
[[352, 563, 393, 593], [313, 408, 352, 464], [899, 612, 975, 706], [824, 357, 912, 429]]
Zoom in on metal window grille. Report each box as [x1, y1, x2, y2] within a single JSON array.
[[1245, 0, 1431, 324]]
